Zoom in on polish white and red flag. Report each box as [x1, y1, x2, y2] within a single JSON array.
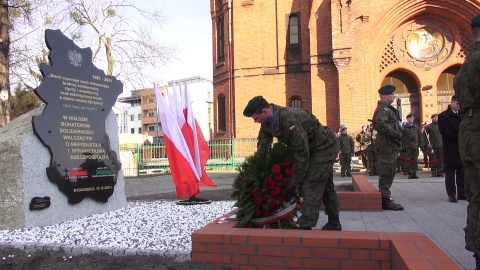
[[154, 82, 215, 199], [179, 82, 216, 187]]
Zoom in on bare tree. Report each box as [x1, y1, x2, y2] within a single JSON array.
[[1, 0, 175, 126], [36, 0, 176, 89], [0, 0, 35, 127]]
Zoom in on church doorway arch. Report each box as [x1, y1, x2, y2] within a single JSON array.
[[381, 70, 419, 123], [436, 66, 460, 113]]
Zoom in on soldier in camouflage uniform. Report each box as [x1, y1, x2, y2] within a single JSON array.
[[338, 125, 355, 177], [401, 114, 423, 179], [425, 114, 444, 177], [366, 123, 378, 176], [356, 125, 371, 170], [372, 85, 404, 211], [453, 14, 480, 269], [243, 96, 342, 230]]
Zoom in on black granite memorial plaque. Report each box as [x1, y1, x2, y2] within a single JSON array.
[[32, 29, 122, 204], [29, 196, 51, 211]]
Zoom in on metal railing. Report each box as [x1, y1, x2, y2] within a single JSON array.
[[119, 138, 258, 177]]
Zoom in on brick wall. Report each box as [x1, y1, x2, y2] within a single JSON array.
[[210, 0, 480, 139], [192, 216, 461, 270]]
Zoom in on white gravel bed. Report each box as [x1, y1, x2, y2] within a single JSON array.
[[0, 200, 236, 254]]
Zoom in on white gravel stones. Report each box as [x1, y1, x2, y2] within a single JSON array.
[[0, 200, 235, 254]]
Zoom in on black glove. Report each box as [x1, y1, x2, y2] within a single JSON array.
[[284, 185, 298, 201]]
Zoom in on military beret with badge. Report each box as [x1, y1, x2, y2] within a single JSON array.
[[378, 85, 396, 95]]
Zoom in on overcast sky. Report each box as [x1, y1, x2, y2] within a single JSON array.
[[144, 0, 213, 84]]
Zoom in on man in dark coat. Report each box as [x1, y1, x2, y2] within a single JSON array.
[[243, 96, 342, 230], [453, 14, 480, 269], [372, 85, 404, 211], [438, 95, 465, 203]]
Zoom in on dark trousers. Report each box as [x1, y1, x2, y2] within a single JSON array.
[[445, 164, 465, 197]]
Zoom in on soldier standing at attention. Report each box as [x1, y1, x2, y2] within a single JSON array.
[[372, 85, 404, 211], [453, 14, 480, 269], [356, 125, 371, 170], [338, 125, 355, 177], [243, 96, 342, 231], [366, 123, 378, 176], [401, 114, 423, 179], [426, 114, 444, 177]]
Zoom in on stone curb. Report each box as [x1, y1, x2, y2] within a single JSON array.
[[0, 242, 191, 261]]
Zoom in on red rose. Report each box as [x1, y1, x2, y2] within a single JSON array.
[[284, 167, 293, 176], [253, 196, 263, 205], [272, 164, 281, 173], [278, 196, 285, 204], [254, 210, 262, 218], [269, 199, 277, 208], [285, 160, 292, 166], [271, 187, 282, 196], [274, 172, 283, 180], [275, 181, 283, 187], [251, 187, 261, 196], [284, 179, 291, 186], [264, 175, 273, 184], [266, 181, 275, 190], [263, 194, 271, 201]]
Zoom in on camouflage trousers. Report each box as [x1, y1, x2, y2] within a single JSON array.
[[429, 148, 444, 174], [403, 148, 419, 172], [339, 153, 352, 175], [464, 160, 480, 254], [367, 149, 376, 173], [297, 161, 339, 228], [376, 152, 398, 198]]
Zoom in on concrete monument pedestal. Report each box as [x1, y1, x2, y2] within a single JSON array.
[[0, 107, 126, 230]]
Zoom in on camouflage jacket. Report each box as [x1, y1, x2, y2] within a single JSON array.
[[402, 123, 423, 149], [257, 104, 339, 186], [339, 133, 355, 154], [425, 122, 442, 149], [372, 101, 403, 154], [356, 131, 372, 148], [454, 41, 480, 161]]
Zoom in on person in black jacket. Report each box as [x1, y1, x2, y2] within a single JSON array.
[[438, 95, 465, 203]]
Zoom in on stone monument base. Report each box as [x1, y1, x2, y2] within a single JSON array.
[[0, 107, 126, 230]]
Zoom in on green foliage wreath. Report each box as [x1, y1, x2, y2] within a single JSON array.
[[231, 141, 297, 228]]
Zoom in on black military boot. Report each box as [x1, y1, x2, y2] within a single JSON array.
[[321, 215, 342, 231], [408, 171, 413, 179], [431, 171, 437, 177], [412, 171, 419, 179], [382, 197, 404, 211]]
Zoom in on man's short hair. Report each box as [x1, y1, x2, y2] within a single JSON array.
[[451, 95, 457, 102]]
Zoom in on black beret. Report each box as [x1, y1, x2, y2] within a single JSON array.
[[431, 114, 439, 119], [243, 96, 264, 117], [471, 14, 480, 28], [378, 85, 396, 95], [406, 114, 413, 119]]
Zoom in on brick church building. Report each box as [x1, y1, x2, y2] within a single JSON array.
[[210, 0, 480, 139]]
